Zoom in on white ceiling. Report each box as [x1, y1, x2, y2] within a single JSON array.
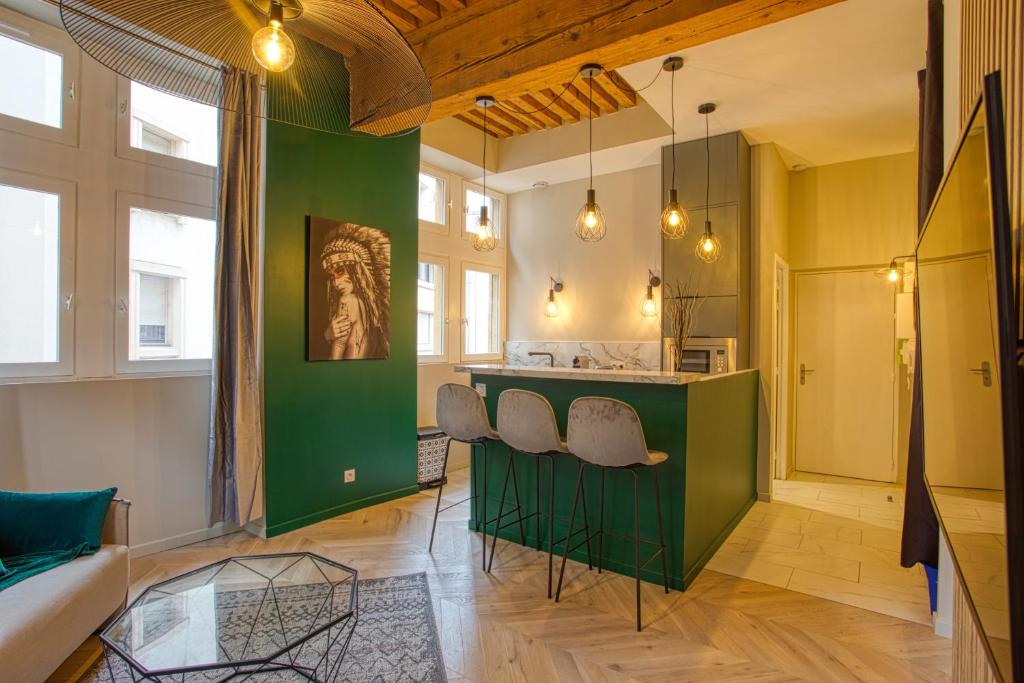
[[617, 0, 927, 169], [476, 0, 927, 193]]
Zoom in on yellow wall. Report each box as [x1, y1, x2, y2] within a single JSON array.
[[789, 152, 918, 270]]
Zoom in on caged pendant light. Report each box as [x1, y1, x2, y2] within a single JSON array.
[[660, 57, 689, 239], [56, 0, 431, 137], [574, 64, 607, 242], [472, 96, 498, 252], [695, 103, 722, 264]]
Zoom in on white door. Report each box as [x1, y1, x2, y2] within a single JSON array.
[[920, 256, 1003, 489], [794, 270, 897, 482]]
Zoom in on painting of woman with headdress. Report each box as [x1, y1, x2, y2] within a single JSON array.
[[307, 217, 391, 361]]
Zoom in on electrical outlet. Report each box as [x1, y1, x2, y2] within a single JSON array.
[[475, 383, 486, 397], [344, 469, 355, 483]]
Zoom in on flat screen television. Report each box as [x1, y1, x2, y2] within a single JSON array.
[[917, 72, 1023, 681]]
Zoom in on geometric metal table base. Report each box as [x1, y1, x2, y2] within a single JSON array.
[[100, 553, 358, 682]]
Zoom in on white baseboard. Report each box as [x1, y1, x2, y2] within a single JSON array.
[[129, 522, 242, 558], [757, 492, 771, 502]]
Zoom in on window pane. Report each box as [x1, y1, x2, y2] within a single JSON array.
[[130, 82, 218, 166], [0, 183, 60, 363], [418, 172, 445, 224], [464, 269, 499, 355], [465, 188, 500, 238], [0, 35, 62, 129], [129, 208, 215, 361], [417, 261, 445, 357]]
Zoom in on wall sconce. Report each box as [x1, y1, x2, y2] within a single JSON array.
[[545, 277, 564, 318], [642, 270, 661, 318], [883, 255, 914, 284]]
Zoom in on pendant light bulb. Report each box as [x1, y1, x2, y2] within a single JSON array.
[[886, 260, 900, 283], [660, 189, 689, 239], [575, 189, 607, 241], [252, 3, 296, 72], [695, 221, 722, 263], [545, 289, 559, 318], [661, 57, 689, 239], [473, 95, 498, 252]]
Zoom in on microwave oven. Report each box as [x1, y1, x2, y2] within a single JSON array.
[[662, 337, 737, 375]]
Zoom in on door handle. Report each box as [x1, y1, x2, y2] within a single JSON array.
[[800, 363, 815, 385], [969, 361, 992, 387]]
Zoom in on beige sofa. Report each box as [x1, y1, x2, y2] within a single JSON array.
[[0, 499, 130, 682]]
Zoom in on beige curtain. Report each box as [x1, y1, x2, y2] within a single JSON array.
[[209, 68, 265, 526]]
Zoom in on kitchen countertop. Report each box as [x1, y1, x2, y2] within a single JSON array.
[[454, 363, 723, 385]]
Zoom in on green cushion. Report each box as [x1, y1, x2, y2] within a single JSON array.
[[0, 556, 5, 577], [0, 488, 117, 558]]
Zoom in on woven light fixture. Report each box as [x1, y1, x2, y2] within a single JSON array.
[[58, 0, 431, 137]]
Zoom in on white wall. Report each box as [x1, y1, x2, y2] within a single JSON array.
[[508, 164, 663, 341], [0, 4, 221, 554]]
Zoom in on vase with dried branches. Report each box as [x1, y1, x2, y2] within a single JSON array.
[[664, 277, 706, 372]]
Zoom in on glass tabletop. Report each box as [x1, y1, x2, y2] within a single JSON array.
[[102, 553, 357, 675]]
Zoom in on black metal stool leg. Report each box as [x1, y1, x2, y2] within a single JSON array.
[[547, 455, 556, 599], [481, 441, 488, 571], [472, 443, 481, 533], [632, 469, 642, 632], [535, 457, 542, 551], [487, 449, 515, 573], [597, 467, 606, 574], [653, 466, 669, 594], [508, 453, 527, 546], [428, 438, 453, 553], [578, 466, 594, 570], [555, 461, 585, 603]]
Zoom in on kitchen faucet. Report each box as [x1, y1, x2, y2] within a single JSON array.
[[528, 351, 555, 367]]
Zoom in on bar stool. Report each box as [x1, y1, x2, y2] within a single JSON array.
[[492, 389, 592, 596], [432, 383, 525, 570], [555, 396, 670, 631]]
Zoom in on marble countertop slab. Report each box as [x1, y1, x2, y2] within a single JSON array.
[[455, 363, 730, 386]]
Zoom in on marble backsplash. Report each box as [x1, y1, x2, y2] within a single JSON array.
[[505, 340, 662, 370]]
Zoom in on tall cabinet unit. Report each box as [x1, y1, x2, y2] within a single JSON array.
[[661, 132, 751, 368]]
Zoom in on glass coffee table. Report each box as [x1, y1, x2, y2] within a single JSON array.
[[101, 553, 358, 682]]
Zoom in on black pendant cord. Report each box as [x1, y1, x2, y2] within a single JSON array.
[[588, 76, 594, 190], [704, 111, 710, 231], [670, 67, 676, 191], [496, 76, 578, 117]]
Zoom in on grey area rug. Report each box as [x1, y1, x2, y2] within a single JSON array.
[[84, 572, 447, 683]]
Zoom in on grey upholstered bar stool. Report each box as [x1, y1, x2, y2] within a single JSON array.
[[433, 383, 524, 570], [492, 389, 592, 596], [555, 396, 670, 631]]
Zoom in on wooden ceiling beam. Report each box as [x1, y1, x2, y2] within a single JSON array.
[[503, 97, 554, 129], [453, 112, 496, 136], [407, 0, 841, 122], [488, 106, 533, 134], [541, 87, 581, 123], [588, 78, 622, 114], [435, 0, 467, 9], [519, 93, 566, 127], [376, 0, 421, 31], [564, 83, 601, 118], [404, 0, 443, 22], [601, 70, 639, 107], [464, 107, 515, 137]]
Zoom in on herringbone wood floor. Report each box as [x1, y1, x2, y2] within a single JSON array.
[[110, 468, 951, 682]]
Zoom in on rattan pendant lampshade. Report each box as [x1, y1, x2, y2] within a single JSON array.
[[58, 0, 431, 137]]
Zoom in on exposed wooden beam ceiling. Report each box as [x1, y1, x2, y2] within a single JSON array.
[[405, 0, 842, 124]]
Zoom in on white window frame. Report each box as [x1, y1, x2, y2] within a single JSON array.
[[417, 163, 451, 236], [416, 251, 450, 364], [115, 77, 218, 179], [0, 7, 80, 147], [0, 168, 77, 379], [461, 181, 506, 248], [460, 260, 505, 362], [115, 192, 215, 374]]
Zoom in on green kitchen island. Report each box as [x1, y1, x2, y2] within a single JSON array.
[[453, 364, 759, 590]]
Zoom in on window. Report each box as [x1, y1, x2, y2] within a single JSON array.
[[0, 171, 76, 378], [462, 265, 502, 359], [117, 197, 216, 373], [120, 80, 218, 172], [463, 184, 504, 243], [0, 33, 61, 129], [417, 258, 447, 361], [418, 170, 447, 226], [0, 11, 78, 145]]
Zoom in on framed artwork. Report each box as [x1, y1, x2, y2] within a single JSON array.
[[307, 216, 391, 361]]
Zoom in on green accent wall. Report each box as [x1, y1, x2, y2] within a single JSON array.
[[262, 121, 420, 536], [470, 370, 758, 589]]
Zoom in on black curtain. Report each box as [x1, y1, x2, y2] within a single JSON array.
[[901, 0, 944, 569]]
